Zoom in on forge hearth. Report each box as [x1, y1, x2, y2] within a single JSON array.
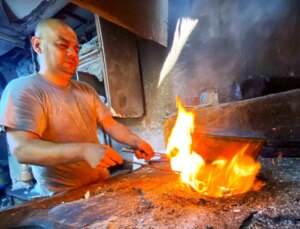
[[164, 89, 300, 158], [0, 158, 299, 228]]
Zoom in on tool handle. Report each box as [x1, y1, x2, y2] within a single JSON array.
[[124, 159, 180, 174], [121, 147, 167, 158]]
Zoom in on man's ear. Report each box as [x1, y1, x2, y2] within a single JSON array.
[[31, 36, 42, 54]]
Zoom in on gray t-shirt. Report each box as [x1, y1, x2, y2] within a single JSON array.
[[0, 74, 110, 196]]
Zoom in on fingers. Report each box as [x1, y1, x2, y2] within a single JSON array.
[[103, 154, 117, 166], [97, 161, 110, 169], [135, 149, 143, 159], [135, 149, 152, 160], [135, 141, 155, 160], [104, 145, 123, 164], [84, 143, 124, 169], [97, 160, 112, 169], [98, 145, 123, 168]]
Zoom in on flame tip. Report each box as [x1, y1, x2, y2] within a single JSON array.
[[167, 99, 263, 198]]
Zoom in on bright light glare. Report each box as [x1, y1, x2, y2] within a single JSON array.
[[158, 17, 198, 88]]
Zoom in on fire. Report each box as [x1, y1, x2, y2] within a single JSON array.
[[166, 98, 264, 198]]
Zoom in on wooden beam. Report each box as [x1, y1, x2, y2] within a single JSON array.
[[69, 0, 168, 47]]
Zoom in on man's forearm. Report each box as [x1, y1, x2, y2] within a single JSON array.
[[6, 129, 119, 168], [6, 130, 104, 166], [12, 138, 88, 166], [105, 122, 141, 148], [104, 122, 154, 160]]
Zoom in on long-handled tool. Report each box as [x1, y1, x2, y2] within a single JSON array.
[[121, 147, 167, 158], [123, 159, 180, 174], [121, 147, 180, 174]]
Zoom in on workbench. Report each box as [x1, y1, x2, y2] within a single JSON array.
[[0, 158, 299, 228]]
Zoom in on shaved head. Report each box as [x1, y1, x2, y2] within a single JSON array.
[[32, 18, 80, 86], [35, 19, 75, 37]]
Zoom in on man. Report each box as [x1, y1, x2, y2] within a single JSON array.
[[0, 19, 154, 196]]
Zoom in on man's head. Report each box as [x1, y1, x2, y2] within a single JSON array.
[[31, 19, 80, 83]]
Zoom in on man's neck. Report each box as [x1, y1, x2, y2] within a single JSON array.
[[39, 70, 70, 87]]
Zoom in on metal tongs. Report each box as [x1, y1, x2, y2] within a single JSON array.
[[121, 146, 180, 174], [121, 146, 167, 159]]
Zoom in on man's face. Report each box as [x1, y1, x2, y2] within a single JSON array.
[[40, 24, 80, 79]]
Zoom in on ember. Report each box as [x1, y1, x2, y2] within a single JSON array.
[[166, 98, 264, 197]]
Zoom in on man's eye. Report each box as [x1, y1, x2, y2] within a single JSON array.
[[58, 44, 68, 49]]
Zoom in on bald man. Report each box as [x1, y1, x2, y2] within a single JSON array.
[[0, 19, 154, 196]]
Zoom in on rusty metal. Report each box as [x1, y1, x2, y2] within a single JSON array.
[[191, 132, 267, 162]]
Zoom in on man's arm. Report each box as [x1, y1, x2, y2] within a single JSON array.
[[6, 129, 122, 168], [104, 122, 142, 147], [100, 115, 154, 160]]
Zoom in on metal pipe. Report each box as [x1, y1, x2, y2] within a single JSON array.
[[121, 147, 167, 158], [124, 159, 180, 174]]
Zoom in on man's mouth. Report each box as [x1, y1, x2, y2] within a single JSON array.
[[65, 61, 75, 65]]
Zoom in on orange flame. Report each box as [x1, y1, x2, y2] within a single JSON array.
[[166, 98, 264, 198]]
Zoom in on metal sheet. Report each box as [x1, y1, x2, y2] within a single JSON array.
[[100, 18, 144, 118]]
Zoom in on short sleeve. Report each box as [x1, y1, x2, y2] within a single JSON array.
[[93, 90, 110, 125], [0, 80, 47, 136]]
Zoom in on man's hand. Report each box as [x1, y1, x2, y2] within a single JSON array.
[[135, 141, 155, 160], [97, 145, 123, 169], [84, 144, 123, 169]]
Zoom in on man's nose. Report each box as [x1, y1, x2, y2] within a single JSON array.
[[66, 47, 78, 57]]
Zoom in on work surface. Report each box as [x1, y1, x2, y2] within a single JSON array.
[[0, 158, 299, 228]]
